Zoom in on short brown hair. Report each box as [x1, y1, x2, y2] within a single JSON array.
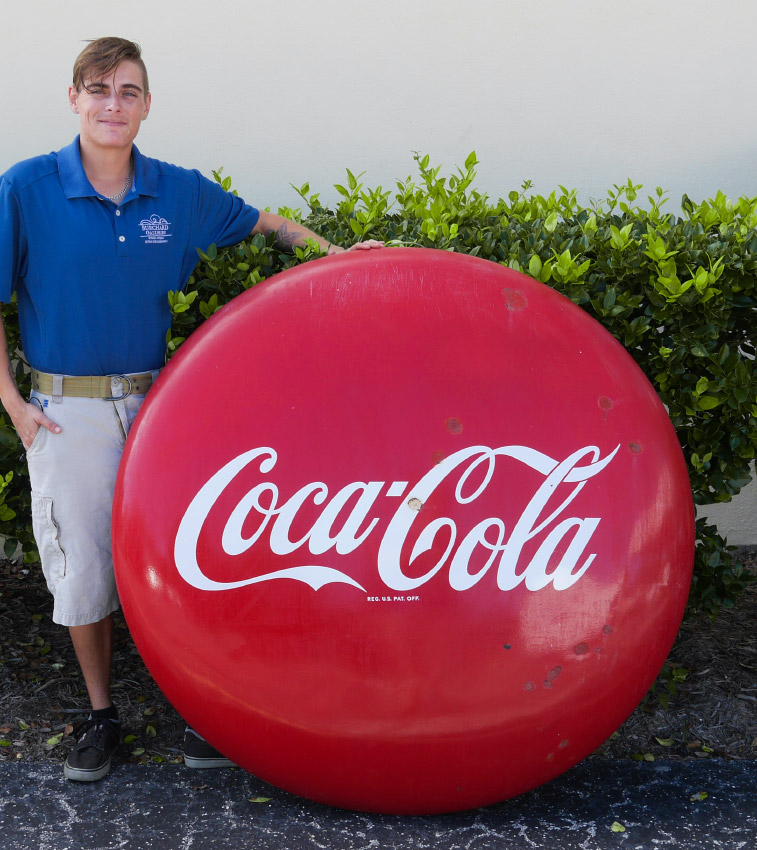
[[73, 37, 149, 95]]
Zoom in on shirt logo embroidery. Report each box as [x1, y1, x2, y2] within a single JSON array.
[[139, 214, 172, 244]]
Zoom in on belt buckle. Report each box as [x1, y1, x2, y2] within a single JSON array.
[[104, 374, 132, 401]]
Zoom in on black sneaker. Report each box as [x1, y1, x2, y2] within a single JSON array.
[[183, 727, 235, 768], [64, 718, 121, 782]]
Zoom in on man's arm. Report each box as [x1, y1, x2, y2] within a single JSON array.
[[251, 211, 382, 255], [0, 311, 60, 449]]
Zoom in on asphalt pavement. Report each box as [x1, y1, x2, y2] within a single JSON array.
[[1, 758, 755, 849]]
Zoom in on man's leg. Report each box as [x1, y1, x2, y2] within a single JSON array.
[[26, 392, 143, 780], [64, 614, 120, 781], [69, 615, 114, 710]]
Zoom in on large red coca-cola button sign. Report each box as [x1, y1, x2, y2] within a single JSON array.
[[113, 248, 694, 814]]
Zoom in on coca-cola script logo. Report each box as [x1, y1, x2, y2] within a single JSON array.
[[113, 249, 694, 814], [175, 443, 618, 594]]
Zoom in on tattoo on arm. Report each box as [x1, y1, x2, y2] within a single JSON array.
[[273, 222, 300, 250], [259, 221, 301, 251]]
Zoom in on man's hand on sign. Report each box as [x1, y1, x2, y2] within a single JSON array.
[[327, 239, 385, 255], [252, 212, 384, 255]]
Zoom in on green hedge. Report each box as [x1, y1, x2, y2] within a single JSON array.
[[2, 154, 755, 617]]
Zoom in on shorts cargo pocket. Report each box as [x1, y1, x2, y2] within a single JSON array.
[[31, 492, 66, 590]]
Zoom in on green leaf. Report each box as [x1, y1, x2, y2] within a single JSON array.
[[610, 821, 626, 833], [698, 396, 721, 410], [249, 797, 272, 804], [655, 737, 674, 747], [695, 377, 710, 395]]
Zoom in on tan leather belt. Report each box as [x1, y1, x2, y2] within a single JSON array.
[[30, 370, 156, 400]]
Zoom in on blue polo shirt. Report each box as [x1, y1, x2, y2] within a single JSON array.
[[0, 137, 259, 375]]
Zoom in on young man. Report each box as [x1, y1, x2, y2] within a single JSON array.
[[0, 37, 381, 782]]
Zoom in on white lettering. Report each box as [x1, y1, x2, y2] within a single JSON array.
[[173, 443, 619, 595], [308, 482, 383, 555]]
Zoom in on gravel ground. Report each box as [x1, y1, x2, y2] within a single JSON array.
[[1, 554, 755, 768]]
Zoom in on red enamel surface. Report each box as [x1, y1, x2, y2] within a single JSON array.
[[113, 248, 694, 814]]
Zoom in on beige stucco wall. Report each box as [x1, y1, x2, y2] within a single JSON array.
[[1, 0, 755, 544], [4, 1, 757, 212], [698, 465, 757, 549]]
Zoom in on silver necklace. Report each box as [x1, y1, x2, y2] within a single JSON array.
[[103, 158, 134, 202]]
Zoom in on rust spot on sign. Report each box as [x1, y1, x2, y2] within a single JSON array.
[[445, 417, 463, 435], [431, 450, 446, 465], [574, 643, 589, 656], [407, 498, 423, 512], [502, 287, 528, 311], [628, 441, 643, 454], [602, 624, 614, 635], [523, 681, 536, 692]]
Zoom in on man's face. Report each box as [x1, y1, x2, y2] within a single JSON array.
[[68, 60, 151, 152]]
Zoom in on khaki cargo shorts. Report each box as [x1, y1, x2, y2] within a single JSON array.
[[26, 389, 147, 626]]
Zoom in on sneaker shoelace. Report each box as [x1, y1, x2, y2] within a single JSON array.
[[75, 719, 114, 752]]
